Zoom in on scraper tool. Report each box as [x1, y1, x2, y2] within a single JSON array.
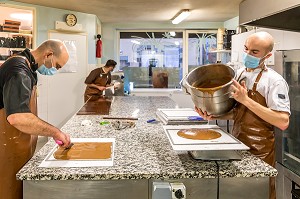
[[55, 140, 74, 152]]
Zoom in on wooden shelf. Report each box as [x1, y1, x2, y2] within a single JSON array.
[[0, 32, 32, 37], [0, 47, 28, 50]]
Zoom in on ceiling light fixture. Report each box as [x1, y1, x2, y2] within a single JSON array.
[[172, 9, 191, 24]]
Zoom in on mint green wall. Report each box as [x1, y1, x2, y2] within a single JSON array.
[[101, 21, 224, 63], [224, 16, 239, 30], [4, 1, 98, 64]]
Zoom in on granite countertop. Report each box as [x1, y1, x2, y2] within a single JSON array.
[[17, 96, 277, 180]]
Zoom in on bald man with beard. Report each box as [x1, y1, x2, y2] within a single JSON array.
[[0, 39, 72, 199], [196, 31, 290, 199]]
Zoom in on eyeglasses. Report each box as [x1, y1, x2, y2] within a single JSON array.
[[55, 63, 62, 70]]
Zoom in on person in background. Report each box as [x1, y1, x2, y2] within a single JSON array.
[[196, 31, 290, 199], [84, 59, 117, 102], [0, 39, 72, 199]]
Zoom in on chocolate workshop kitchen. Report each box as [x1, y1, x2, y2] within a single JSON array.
[[1, 0, 300, 199]]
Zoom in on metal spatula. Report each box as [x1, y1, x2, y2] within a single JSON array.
[[55, 140, 74, 152]]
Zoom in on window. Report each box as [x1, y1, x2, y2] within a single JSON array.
[[118, 30, 231, 92], [119, 31, 183, 92], [187, 31, 217, 72]]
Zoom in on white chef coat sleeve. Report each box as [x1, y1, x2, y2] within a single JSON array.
[[267, 79, 290, 115]]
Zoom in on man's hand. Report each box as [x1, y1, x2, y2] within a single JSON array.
[[230, 79, 249, 104], [195, 106, 214, 120], [53, 132, 71, 148], [97, 86, 106, 91]]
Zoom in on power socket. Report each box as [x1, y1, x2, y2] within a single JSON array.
[[170, 182, 186, 199]]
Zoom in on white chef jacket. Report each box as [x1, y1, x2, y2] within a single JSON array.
[[235, 66, 291, 115]]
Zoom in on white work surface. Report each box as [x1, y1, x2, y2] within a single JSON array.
[[39, 138, 115, 168], [158, 108, 200, 120], [163, 125, 249, 151]]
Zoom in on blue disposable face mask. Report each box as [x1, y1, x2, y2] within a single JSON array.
[[243, 52, 262, 69], [37, 57, 58, 75]]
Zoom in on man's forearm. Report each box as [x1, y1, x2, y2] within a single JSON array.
[[7, 113, 61, 137], [243, 98, 289, 130]]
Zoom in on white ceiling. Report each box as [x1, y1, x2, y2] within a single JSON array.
[[13, 0, 242, 23]]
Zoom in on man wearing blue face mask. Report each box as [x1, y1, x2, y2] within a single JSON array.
[[196, 31, 290, 199], [0, 39, 71, 199]]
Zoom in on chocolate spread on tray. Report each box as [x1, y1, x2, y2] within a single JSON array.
[[53, 142, 112, 160], [177, 129, 221, 140]]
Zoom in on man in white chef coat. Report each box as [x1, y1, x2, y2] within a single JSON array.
[[196, 31, 290, 199]]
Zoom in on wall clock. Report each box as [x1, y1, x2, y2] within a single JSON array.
[[65, 14, 77, 27]]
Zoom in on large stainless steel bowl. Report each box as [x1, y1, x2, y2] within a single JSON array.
[[181, 64, 236, 116]]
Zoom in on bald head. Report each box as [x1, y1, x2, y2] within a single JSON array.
[[37, 39, 68, 59], [246, 31, 274, 53], [33, 39, 69, 69]]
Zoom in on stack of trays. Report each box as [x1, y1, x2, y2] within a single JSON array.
[[156, 108, 207, 125], [3, 20, 21, 33]]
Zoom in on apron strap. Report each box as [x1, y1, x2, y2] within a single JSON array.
[[252, 69, 264, 92], [236, 70, 245, 82]]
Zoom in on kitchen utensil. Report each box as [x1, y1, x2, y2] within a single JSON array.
[[103, 116, 138, 120], [63, 143, 74, 151], [55, 140, 74, 151], [147, 119, 157, 123], [188, 116, 204, 121], [111, 120, 136, 130], [181, 64, 236, 116]]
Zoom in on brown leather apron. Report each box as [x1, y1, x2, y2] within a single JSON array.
[[84, 72, 110, 102], [232, 69, 275, 199], [0, 56, 38, 199]]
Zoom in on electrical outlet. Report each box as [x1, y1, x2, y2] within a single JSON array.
[[170, 182, 186, 199]]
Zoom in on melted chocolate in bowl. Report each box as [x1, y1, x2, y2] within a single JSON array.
[[53, 142, 112, 160], [192, 76, 232, 89], [177, 129, 221, 140]]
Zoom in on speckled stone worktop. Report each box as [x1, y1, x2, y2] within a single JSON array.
[[17, 96, 277, 180]]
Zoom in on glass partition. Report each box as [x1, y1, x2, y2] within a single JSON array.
[[187, 31, 217, 73], [119, 31, 183, 92]]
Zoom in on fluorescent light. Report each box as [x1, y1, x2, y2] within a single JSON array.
[[131, 40, 140, 45], [172, 10, 191, 24]]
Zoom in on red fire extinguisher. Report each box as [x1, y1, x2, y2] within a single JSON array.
[[96, 34, 102, 58]]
